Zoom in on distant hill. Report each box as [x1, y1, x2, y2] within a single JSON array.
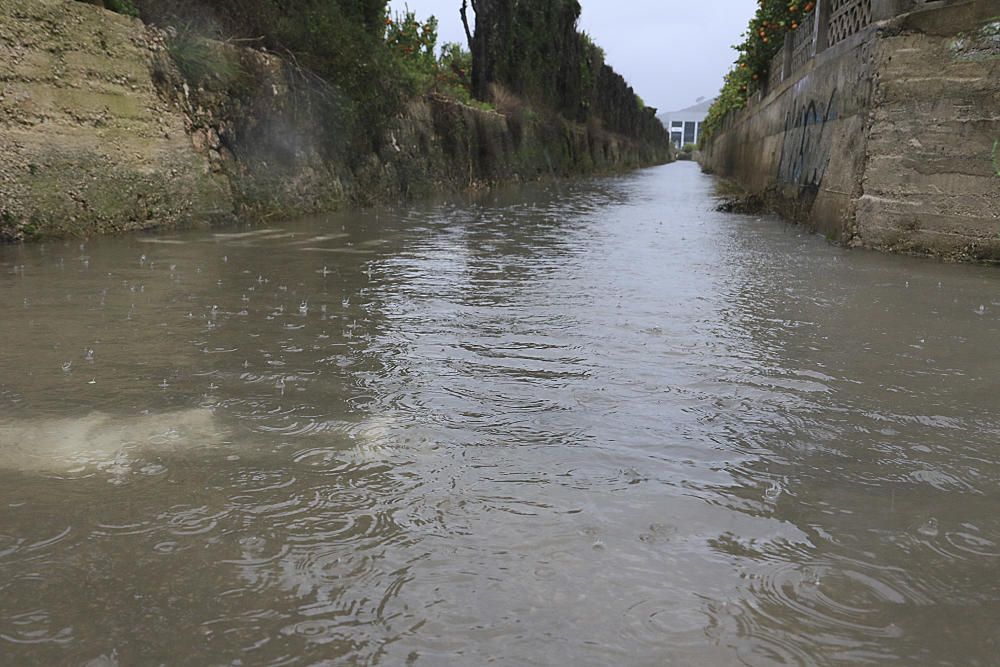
[[657, 98, 716, 126]]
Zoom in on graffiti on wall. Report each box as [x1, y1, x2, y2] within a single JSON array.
[[777, 89, 839, 189]]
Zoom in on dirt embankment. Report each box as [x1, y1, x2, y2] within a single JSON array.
[[0, 0, 232, 240]]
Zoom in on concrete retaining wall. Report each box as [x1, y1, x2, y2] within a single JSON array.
[[700, 0, 1000, 262]]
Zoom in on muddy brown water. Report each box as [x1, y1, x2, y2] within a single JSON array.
[[1, 163, 999, 666]]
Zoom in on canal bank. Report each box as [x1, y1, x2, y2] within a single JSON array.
[[0, 0, 672, 242], [700, 0, 1000, 263]]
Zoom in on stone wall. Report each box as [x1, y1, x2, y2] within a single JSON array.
[[0, 0, 672, 241], [700, 0, 1000, 262]]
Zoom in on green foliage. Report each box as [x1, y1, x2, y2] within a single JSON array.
[[471, 0, 585, 116], [469, 0, 667, 147], [681, 143, 697, 153], [439, 42, 472, 86], [385, 10, 439, 95], [106, 0, 140, 16], [702, 0, 815, 145], [167, 30, 246, 91], [136, 0, 402, 150], [435, 42, 483, 106]]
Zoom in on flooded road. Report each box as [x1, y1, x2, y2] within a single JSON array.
[[1, 162, 999, 665]]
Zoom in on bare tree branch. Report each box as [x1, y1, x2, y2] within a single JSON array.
[[460, 0, 474, 51]]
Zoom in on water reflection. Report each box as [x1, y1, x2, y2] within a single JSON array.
[[701, 206, 1000, 664], [1, 164, 998, 665]]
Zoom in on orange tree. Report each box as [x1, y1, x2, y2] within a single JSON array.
[[701, 0, 814, 146], [384, 10, 439, 94]]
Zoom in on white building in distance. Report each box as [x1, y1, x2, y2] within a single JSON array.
[[657, 98, 715, 149]]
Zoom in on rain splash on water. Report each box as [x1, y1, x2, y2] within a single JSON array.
[[1, 163, 999, 665]]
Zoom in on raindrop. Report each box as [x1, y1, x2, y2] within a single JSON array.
[[158, 379, 170, 389], [84, 348, 95, 362], [139, 254, 147, 266], [918, 518, 940, 538], [299, 301, 308, 315], [62, 361, 72, 373], [223, 255, 228, 263]]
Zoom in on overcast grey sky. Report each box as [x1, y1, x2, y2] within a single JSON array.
[[388, 0, 757, 113]]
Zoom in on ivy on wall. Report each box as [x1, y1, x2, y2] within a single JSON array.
[[701, 0, 815, 145]]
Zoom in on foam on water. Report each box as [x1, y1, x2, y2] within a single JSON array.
[[0, 409, 224, 472]]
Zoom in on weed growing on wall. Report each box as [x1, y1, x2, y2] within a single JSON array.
[[106, 0, 139, 17], [167, 30, 247, 92]]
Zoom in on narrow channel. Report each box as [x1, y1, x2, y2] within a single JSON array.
[[1, 162, 998, 665]]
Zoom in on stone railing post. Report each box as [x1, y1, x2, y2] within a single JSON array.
[[812, 0, 831, 56], [782, 31, 794, 80]]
